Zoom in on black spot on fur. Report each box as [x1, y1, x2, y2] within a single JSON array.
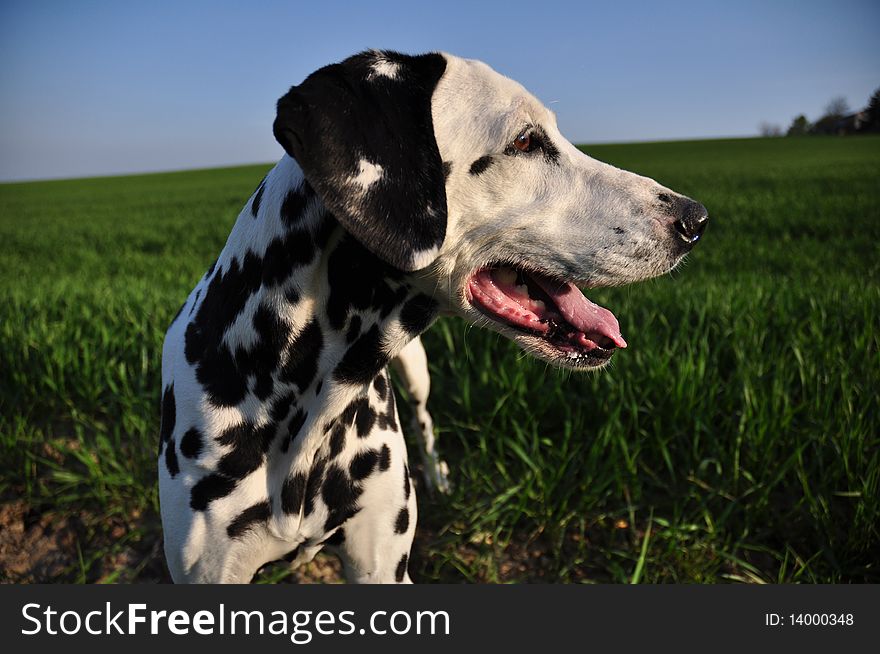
[[165, 438, 179, 477], [185, 254, 263, 365], [270, 392, 295, 422], [394, 507, 410, 534], [355, 401, 376, 437], [613, 227, 625, 235], [339, 397, 362, 425], [184, 253, 264, 407], [262, 229, 315, 287], [442, 161, 452, 180], [285, 287, 301, 305], [280, 319, 323, 392], [215, 421, 276, 479], [244, 302, 291, 376], [403, 463, 411, 500], [251, 178, 266, 218], [395, 553, 408, 582], [349, 448, 379, 481], [303, 459, 326, 517], [253, 375, 274, 402], [380, 286, 408, 320], [180, 427, 203, 459], [192, 344, 249, 408], [345, 315, 362, 343], [286, 409, 307, 447], [206, 259, 217, 277], [227, 500, 271, 538], [400, 294, 437, 336], [158, 384, 176, 456], [322, 464, 362, 532], [378, 444, 391, 471], [280, 182, 314, 227], [315, 380, 323, 395], [281, 472, 307, 514], [334, 325, 388, 385], [373, 374, 387, 399], [326, 235, 404, 331], [469, 155, 494, 176], [190, 473, 237, 511], [329, 422, 346, 458], [377, 376, 398, 432]]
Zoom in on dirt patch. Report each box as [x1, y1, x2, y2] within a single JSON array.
[[0, 498, 348, 584], [0, 499, 86, 582], [0, 498, 168, 583]]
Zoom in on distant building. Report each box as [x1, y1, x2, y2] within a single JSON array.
[[812, 110, 869, 135], [844, 110, 870, 133]]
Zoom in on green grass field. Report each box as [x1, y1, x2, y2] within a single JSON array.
[[1, 136, 878, 583]]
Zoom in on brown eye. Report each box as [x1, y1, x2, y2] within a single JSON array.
[[513, 132, 531, 152]]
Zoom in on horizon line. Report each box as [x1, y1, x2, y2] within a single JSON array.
[[0, 133, 824, 185]]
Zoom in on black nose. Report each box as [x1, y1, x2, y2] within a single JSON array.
[[670, 196, 709, 246]]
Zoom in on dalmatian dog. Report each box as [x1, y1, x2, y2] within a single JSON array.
[[158, 50, 708, 583]]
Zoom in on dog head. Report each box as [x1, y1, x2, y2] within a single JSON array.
[[274, 50, 708, 370]]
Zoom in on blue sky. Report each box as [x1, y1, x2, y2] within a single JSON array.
[[1, 0, 878, 181]]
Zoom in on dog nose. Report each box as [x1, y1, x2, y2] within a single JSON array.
[[670, 197, 708, 246]]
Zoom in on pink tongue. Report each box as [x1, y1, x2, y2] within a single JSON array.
[[532, 276, 627, 348], [468, 267, 627, 350]]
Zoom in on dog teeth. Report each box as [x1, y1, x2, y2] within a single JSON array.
[[533, 299, 546, 311]]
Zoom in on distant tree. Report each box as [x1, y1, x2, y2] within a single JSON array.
[[759, 122, 782, 137], [824, 96, 850, 119], [864, 87, 880, 132], [812, 96, 851, 135], [786, 115, 811, 136]]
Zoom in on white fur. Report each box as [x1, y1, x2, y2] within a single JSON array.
[[369, 59, 400, 80], [351, 158, 384, 190], [408, 244, 440, 271], [413, 53, 692, 365]]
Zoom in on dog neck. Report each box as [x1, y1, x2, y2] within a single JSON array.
[[185, 155, 438, 435]]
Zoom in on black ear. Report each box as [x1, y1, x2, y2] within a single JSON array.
[[273, 50, 448, 272]]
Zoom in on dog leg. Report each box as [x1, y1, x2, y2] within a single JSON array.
[[327, 434, 418, 583], [390, 337, 450, 494]]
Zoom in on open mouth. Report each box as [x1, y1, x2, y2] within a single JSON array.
[[466, 263, 626, 367]]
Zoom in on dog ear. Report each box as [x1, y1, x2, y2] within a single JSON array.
[[273, 51, 448, 272]]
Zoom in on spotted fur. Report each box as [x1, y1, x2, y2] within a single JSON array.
[[159, 49, 706, 584]]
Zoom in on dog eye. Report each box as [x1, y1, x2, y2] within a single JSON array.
[[509, 129, 543, 155], [513, 131, 532, 152]]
